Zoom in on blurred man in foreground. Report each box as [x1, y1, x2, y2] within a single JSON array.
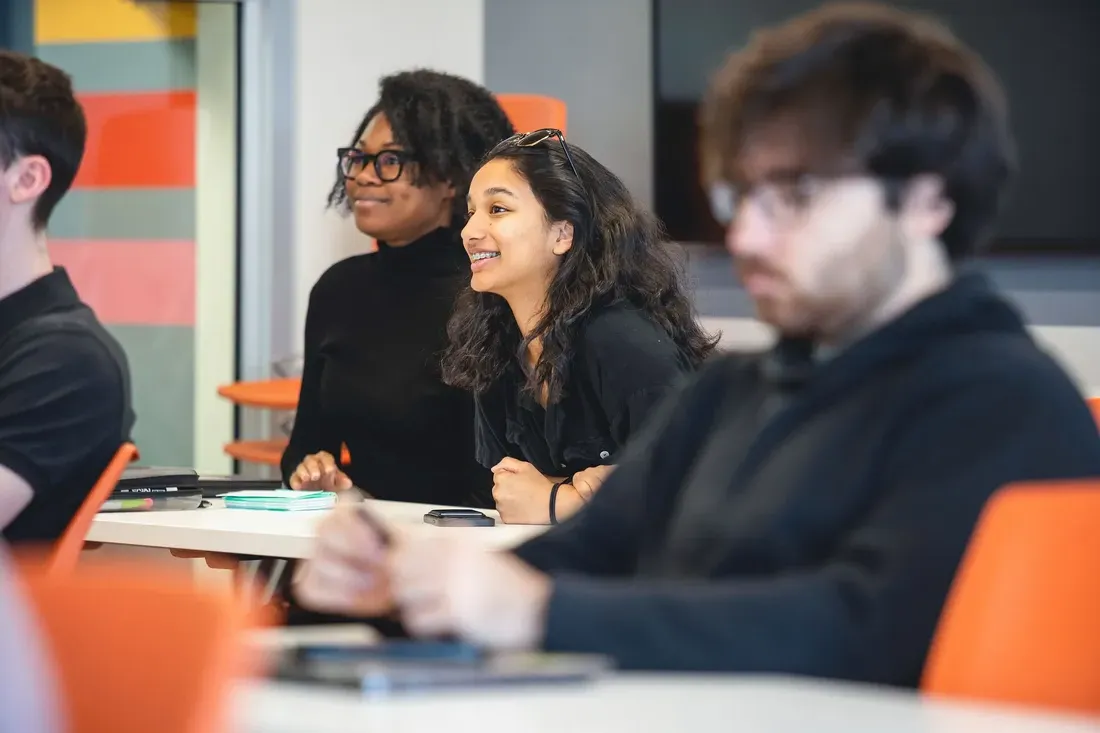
[[292, 2, 1100, 684]]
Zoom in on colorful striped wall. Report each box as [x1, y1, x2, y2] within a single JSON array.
[[35, 0, 198, 466]]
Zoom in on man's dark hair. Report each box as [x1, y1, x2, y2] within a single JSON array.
[[442, 139, 719, 402], [327, 69, 515, 221], [700, 2, 1016, 260], [0, 50, 86, 231]]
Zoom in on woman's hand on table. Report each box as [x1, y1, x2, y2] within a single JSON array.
[[490, 458, 557, 524], [571, 464, 615, 501], [288, 451, 353, 492], [292, 502, 394, 617]]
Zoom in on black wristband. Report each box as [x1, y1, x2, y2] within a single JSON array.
[[549, 481, 567, 525]]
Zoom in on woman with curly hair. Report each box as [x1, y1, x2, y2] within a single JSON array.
[[282, 70, 515, 507], [444, 130, 718, 524]]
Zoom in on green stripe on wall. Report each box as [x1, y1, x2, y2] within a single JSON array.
[[51, 188, 195, 240], [35, 38, 197, 93], [109, 324, 194, 467]]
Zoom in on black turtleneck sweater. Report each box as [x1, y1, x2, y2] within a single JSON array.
[[281, 227, 491, 506], [513, 272, 1100, 682]]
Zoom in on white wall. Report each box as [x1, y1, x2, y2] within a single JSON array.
[[193, 3, 238, 473], [290, 0, 485, 356], [483, 0, 654, 210], [239, 0, 486, 389]]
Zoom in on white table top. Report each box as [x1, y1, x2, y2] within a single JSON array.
[[87, 498, 545, 558], [238, 674, 1100, 733]]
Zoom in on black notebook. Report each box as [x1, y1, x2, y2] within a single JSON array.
[[118, 467, 284, 498]]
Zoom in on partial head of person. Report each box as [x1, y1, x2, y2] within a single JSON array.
[[0, 51, 85, 248], [700, 2, 1016, 344], [328, 69, 515, 246], [446, 129, 717, 401]]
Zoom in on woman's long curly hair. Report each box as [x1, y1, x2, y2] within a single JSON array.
[[326, 69, 515, 221], [442, 138, 719, 401]]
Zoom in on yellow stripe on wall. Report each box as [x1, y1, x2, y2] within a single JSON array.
[[35, 0, 196, 44]]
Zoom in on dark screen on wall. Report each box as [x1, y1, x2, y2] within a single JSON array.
[[654, 0, 1100, 254]]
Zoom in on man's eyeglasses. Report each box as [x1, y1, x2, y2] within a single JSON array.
[[337, 147, 410, 182], [498, 128, 582, 182], [709, 173, 834, 228]]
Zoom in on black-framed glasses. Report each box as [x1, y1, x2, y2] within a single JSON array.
[[709, 173, 835, 228], [500, 128, 582, 182], [337, 147, 410, 182]]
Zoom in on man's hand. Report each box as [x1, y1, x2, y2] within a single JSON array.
[[292, 503, 394, 616], [289, 451, 353, 492], [491, 458, 557, 524], [391, 535, 552, 651]]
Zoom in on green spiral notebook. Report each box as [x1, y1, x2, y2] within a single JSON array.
[[223, 490, 337, 511]]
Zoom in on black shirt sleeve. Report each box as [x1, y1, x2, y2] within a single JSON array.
[[512, 360, 728, 576], [533, 369, 1100, 675], [578, 308, 694, 449], [281, 282, 344, 484], [0, 327, 126, 496]]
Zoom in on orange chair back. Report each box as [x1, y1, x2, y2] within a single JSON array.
[[922, 481, 1100, 715], [18, 558, 260, 733], [497, 94, 568, 135], [1088, 396, 1099, 426], [52, 442, 138, 574]]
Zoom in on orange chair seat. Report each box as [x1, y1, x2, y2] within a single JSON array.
[[223, 439, 350, 467], [18, 558, 268, 733], [922, 480, 1100, 715], [497, 93, 567, 135], [216, 378, 301, 410], [223, 439, 286, 466]]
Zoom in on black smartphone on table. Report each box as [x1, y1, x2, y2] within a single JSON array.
[[423, 509, 495, 527]]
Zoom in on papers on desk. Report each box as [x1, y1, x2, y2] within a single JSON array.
[[224, 490, 337, 511]]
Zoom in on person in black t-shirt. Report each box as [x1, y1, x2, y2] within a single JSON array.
[[0, 51, 134, 543], [280, 70, 515, 507], [440, 133, 718, 523]]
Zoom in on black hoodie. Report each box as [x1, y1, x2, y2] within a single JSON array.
[[513, 272, 1100, 685]]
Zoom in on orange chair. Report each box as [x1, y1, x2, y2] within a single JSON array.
[[922, 480, 1100, 715], [51, 442, 138, 574], [216, 377, 301, 410], [1088, 395, 1099, 426], [497, 93, 568, 135], [221, 437, 351, 468], [17, 558, 264, 733]]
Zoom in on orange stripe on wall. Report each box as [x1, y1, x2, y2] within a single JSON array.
[[74, 91, 196, 188], [48, 240, 196, 326]]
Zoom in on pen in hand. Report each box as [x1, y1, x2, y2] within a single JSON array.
[[357, 503, 392, 548]]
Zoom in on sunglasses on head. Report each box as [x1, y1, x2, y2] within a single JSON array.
[[500, 128, 582, 182]]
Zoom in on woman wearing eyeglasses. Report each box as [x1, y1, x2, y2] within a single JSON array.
[[443, 130, 718, 524], [281, 70, 515, 507]]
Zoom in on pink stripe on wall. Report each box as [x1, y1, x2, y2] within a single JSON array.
[[48, 240, 196, 326]]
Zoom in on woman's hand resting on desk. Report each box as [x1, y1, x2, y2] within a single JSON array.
[[288, 451, 353, 491], [571, 464, 615, 501], [490, 458, 587, 525], [490, 459, 616, 525], [292, 502, 395, 616]]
